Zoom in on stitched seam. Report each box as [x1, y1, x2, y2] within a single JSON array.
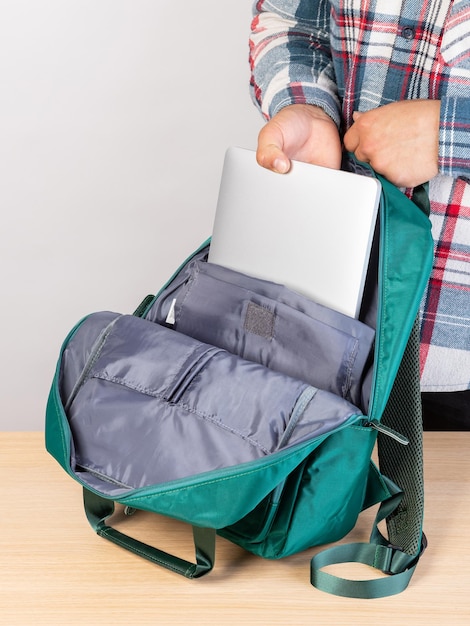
[[176, 262, 200, 326], [91, 372, 271, 455], [122, 440, 327, 503], [99, 530, 196, 577], [341, 337, 359, 398], [64, 315, 122, 412], [75, 464, 133, 489]]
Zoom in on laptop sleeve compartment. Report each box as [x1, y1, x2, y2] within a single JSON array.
[[60, 313, 361, 494], [145, 258, 374, 409]]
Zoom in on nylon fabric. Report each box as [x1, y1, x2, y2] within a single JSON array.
[[367, 174, 434, 421], [44, 159, 433, 597], [81, 435, 334, 528], [63, 313, 361, 494], [84, 489, 216, 578], [310, 542, 417, 599], [220, 424, 378, 558], [146, 257, 375, 408]]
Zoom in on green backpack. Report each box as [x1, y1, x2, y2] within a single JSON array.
[[46, 162, 433, 599]]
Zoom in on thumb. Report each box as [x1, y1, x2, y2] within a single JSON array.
[[256, 142, 291, 174], [256, 120, 291, 174], [352, 111, 363, 122]]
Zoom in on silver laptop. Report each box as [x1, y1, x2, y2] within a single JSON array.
[[208, 147, 381, 319]]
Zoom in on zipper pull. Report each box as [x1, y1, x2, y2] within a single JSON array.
[[364, 419, 409, 445]]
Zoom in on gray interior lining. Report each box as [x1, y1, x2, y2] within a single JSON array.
[[58, 248, 380, 495], [61, 313, 360, 492], [146, 259, 375, 408]]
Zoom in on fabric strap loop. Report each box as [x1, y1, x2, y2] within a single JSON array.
[[310, 542, 419, 599], [83, 488, 215, 579]]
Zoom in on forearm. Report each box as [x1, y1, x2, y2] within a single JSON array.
[[439, 97, 470, 177], [250, 0, 340, 124]]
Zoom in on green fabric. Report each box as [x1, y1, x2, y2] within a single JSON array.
[[378, 320, 425, 557], [45, 166, 433, 596], [367, 174, 433, 422], [310, 542, 418, 599], [47, 378, 343, 527], [219, 423, 378, 558], [310, 321, 427, 597], [84, 488, 215, 579]]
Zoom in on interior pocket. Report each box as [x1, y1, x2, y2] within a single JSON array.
[[146, 260, 374, 408], [63, 313, 361, 492], [60, 311, 122, 410]]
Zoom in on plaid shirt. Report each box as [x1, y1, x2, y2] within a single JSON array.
[[250, 0, 470, 391]]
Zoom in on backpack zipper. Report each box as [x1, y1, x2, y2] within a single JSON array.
[[363, 419, 409, 445]]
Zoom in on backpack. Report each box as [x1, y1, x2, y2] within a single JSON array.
[[45, 159, 433, 599]]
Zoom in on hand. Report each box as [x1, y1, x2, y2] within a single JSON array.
[[343, 100, 440, 187], [256, 104, 342, 173]]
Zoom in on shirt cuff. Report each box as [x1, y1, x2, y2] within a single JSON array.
[[265, 85, 341, 127], [439, 97, 470, 177]]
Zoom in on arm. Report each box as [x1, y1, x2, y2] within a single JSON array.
[[343, 100, 440, 188], [342, 96, 470, 187], [439, 96, 470, 178], [250, 1, 342, 172], [342, 5, 470, 186], [250, 0, 339, 123]]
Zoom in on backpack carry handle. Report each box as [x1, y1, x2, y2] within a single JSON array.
[[83, 488, 215, 579]]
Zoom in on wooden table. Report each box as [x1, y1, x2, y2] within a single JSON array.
[[1, 432, 469, 625]]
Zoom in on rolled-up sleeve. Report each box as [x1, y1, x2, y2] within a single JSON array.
[[439, 97, 470, 178], [249, 0, 341, 125]]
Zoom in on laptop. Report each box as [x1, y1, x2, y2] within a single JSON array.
[[208, 147, 381, 319]]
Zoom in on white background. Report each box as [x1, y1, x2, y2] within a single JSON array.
[[0, 1, 262, 429]]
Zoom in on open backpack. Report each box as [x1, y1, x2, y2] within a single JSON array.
[[46, 154, 433, 598]]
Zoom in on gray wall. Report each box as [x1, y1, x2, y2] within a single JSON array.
[[0, 1, 262, 430]]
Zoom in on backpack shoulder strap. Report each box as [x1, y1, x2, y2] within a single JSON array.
[[311, 177, 432, 598], [310, 319, 427, 598]]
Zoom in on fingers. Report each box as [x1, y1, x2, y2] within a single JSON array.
[[256, 104, 343, 173], [343, 118, 361, 158], [256, 123, 291, 173], [344, 112, 376, 165], [343, 102, 440, 186]]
